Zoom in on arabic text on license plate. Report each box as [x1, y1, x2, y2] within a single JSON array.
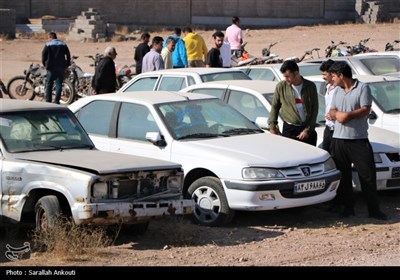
[[392, 167, 400, 178], [294, 180, 325, 193]]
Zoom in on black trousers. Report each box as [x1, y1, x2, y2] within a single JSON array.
[[322, 126, 334, 153], [282, 122, 317, 146], [331, 138, 379, 212]]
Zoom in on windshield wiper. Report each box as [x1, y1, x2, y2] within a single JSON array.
[[222, 128, 263, 135], [32, 143, 95, 151], [176, 133, 228, 140], [384, 108, 400, 114]]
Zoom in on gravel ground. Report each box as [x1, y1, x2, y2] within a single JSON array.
[[0, 23, 399, 267]]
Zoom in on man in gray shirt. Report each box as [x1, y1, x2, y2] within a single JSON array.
[[142, 36, 165, 73], [329, 61, 387, 220]]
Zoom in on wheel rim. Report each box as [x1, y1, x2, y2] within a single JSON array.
[[191, 186, 221, 224], [37, 207, 48, 230]]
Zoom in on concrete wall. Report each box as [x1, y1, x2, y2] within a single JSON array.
[[0, 9, 16, 38], [0, 0, 399, 27]]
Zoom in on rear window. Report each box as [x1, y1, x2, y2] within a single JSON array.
[[360, 57, 400, 75], [200, 71, 251, 82]]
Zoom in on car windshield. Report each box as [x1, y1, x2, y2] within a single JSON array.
[[200, 71, 251, 82], [0, 110, 94, 153], [369, 80, 400, 113], [156, 98, 262, 140]]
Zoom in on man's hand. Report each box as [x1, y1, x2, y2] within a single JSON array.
[[269, 127, 281, 135], [297, 130, 309, 140], [335, 111, 351, 124]]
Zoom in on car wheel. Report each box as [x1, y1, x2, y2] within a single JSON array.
[[35, 195, 62, 231], [188, 176, 234, 227]]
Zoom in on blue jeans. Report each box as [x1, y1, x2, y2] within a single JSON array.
[[45, 68, 64, 104]]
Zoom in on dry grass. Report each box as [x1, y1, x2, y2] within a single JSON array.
[[31, 216, 112, 259]]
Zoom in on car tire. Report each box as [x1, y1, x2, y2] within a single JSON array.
[[188, 176, 234, 227], [34, 195, 62, 231]]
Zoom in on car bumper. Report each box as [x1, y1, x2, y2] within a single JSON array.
[[352, 162, 400, 191], [72, 199, 194, 225], [222, 171, 341, 211]]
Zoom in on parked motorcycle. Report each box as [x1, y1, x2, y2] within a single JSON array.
[[346, 38, 378, 55], [68, 56, 94, 100], [385, 40, 400, 51], [325, 40, 348, 57], [0, 79, 8, 98], [7, 63, 75, 104]]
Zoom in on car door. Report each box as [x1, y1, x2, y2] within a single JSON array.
[[109, 102, 173, 161], [122, 76, 159, 92], [157, 76, 188, 91], [225, 89, 269, 122], [74, 100, 116, 151], [246, 67, 278, 81]]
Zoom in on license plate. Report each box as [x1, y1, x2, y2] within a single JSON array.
[[392, 167, 400, 178], [294, 180, 325, 193]]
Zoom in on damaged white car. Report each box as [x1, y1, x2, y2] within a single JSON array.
[[0, 100, 193, 232]]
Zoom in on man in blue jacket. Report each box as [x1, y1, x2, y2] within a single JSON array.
[[163, 28, 188, 68], [42, 32, 70, 104]]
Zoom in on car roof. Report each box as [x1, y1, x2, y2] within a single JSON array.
[[0, 99, 65, 113], [305, 74, 400, 83], [184, 80, 278, 93], [77, 91, 219, 105], [354, 51, 400, 58], [305, 55, 400, 63], [136, 67, 246, 76]]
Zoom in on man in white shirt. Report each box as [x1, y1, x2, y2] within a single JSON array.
[[161, 38, 176, 69], [319, 59, 338, 152]]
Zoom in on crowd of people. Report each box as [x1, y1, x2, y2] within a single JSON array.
[[40, 17, 388, 221]]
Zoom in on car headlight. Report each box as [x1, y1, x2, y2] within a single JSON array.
[[373, 153, 382, 163], [324, 158, 336, 172], [92, 182, 108, 199], [167, 175, 182, 192], [242, 167, 285, 180]]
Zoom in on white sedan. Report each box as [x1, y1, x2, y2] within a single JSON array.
[[117, 67, 251, 93], [69, 91, 341, 227], [182, 80, 400, 191]]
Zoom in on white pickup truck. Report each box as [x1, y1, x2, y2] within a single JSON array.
[[0, 100, 193, 232]]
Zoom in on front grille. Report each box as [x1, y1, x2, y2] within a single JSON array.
[[387, 178, 400, 188], [280, 163, 324, 178], [117, 178, 168, 200], [386, 153, 400, 162]]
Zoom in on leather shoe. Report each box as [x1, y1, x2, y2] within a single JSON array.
[[339, 207, 355, 218], [368, 210, 388, 220]]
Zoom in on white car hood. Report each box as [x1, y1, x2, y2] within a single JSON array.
[[174, 133, 329, 167], [367, 126, 400, 152], [15, 150, 181, 174]]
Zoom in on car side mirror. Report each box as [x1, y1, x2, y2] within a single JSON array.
[[368, 110, 377, 120], [255, 117, 269, 130], [146, 132, 166, 147]]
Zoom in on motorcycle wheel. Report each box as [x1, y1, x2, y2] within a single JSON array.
[[57, 80, 75, 105], [7, 76, 35, 100]]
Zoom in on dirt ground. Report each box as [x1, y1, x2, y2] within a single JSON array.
[[0, 23, 399, 267], [1, 23, 399, 83]]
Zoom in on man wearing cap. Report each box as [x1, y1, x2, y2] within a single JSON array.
[[92, 46, 118, 94]]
